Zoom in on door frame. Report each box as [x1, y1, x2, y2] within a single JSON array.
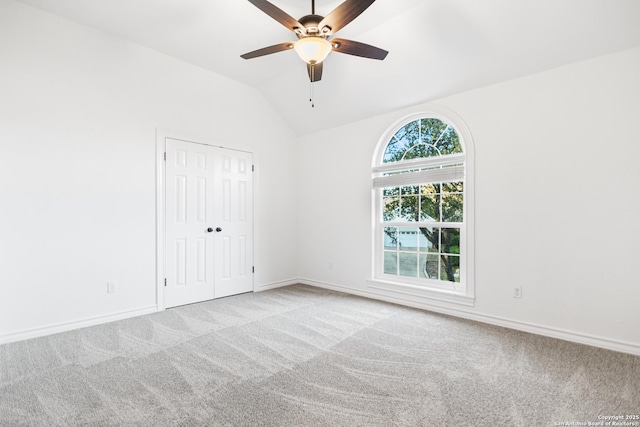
[[155, 129, 254, 310]]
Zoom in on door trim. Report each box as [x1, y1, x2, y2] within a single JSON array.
[[155, 128, 254, 310]]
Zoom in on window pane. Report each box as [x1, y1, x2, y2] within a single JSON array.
[[400, 195, 419, 221], [401, 120, 420, 147], [399, 252, 418, 277], [420, 194, 440, 222], [401, 185, 419, 195], [420, 253, 439, 279], [421, 118, 445, 144], [442, 193, 463, 222], [383, 251, 398, 275], [382, 138, 404, 163], [440, 255, 460, 282], [418, 227, 438, 252], [383, 227, 398, 250], [442, 182, 463, 193], [441, 228, 460, 254], [422, 183, 440, 194], [383, 197, 400, 221], [383, 187, 400, 196], [398, 227, 418, 251]]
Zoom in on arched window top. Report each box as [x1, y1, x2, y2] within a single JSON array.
[[382, 117, 463, 164]]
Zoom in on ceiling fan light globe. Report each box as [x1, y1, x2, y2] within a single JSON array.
[[294, 37, 332, 64]]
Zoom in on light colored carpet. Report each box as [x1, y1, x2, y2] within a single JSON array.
[[0, 284, 638, 426]]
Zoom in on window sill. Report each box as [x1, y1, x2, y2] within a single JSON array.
[[367, 278, 475, 307]]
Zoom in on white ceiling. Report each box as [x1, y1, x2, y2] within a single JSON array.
[[14, 0, 640, 135]]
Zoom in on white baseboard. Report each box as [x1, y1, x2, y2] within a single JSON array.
[[0, 305, 159, 346], [254, 278, 299, 292], [4, 279, 638, 357], [298, 278, 640, 357]]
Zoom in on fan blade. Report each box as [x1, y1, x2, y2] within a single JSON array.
[[247, 0, 303, 31], [307, 62, 323, 82], [318, 0, 376, 35], [331, 38, 388, 60], [241, 42, 294, 59]]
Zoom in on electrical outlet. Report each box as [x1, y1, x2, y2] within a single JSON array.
[[513, 287, 522, 298], [107, 282, 117, 294]]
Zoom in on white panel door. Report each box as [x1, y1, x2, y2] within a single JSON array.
[[165, 138, 216, 308], [164, 138, 253, 308], [213, 149, 254, 298]]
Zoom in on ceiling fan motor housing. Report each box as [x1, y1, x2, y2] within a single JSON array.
[[296, 14, 331, 38]]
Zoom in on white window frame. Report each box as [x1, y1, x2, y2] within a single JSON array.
[[369, 108, 475, 306]]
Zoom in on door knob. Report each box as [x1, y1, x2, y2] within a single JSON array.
[[215, 227, 222, 232], [207, 227, 214, 233]]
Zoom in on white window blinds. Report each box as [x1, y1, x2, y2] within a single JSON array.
[[373, 164, 464, 188]]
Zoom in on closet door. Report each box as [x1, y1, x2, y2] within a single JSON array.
[[164, 138, 252, 308], [212, 148, 253, 298]]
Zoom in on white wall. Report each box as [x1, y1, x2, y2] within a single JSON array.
[[0, 0, 298, 341], [297, 47, 640, 354]]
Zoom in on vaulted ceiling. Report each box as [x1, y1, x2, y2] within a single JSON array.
[[14, 0, 640, 135]]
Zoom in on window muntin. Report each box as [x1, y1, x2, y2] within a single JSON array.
[[382, 118, 462, 163], [383, 226, 460, 282], [374, 115, 468, 294], [382, 182, 463, 223]]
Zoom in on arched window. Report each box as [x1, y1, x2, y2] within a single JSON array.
[[371, 110, 474, 305]]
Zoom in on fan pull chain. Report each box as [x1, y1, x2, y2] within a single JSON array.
[[309, 82, 315, 107], [309, 64, 315, 107]]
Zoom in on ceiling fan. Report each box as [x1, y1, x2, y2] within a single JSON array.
[[240, 0, 388, 83]]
